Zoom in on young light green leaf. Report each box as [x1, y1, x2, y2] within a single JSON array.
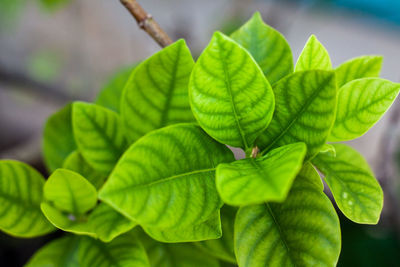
[[329, 78, 400, 142], [235, 166, 341, 267], [312, 143, 383, 224], [43, 103, 76, 172], [95, 65, 135, 112], [78, 233, 149, 267], [0, 160, 54, 237], [138, 231, 221, 267], [335, 55, 383, 87], [43, 169, 97, 214], [320, 143, 336, 157], [143, 211, 221, 243], [99, 123, 234, 229], [189, 31, 275, 151], [63, 150, 106, 189], [121, 39, 195, 143], [88, 203, 137, 243], [72, 102, 127, 174], [295, 35, 332, 71], [195, 205, 237, 264], [216, 143, 306, 205], [230, 12, 293, 84], [257, 70, 337, 159], [25, 235, 80, 267]]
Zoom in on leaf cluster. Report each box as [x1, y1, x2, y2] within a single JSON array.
[[1, 12, 399, 267]]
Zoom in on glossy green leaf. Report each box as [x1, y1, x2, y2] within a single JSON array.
[[195, 205, 237, 263], [78, 233, 149, 267], [235, 166, 341, 267], [99, 123, 234, 229], [301, 162, 324, 190], [0, 160, 54, 237], [25, 235, 80, 267], [257, 70, 337, 159], [312, 143, 383, 224], [231, 12, 293, 84], [295, 35, 332, 71], [72, 102, 127, 173], [138, 231, 220, 267], [189, 32, 275, 151], [95, 65, 135, 112], [43, 103, 76, 172], [63, 151, 106, 189], [216, 143, 306, 205], [121, 39, 195, 143], [143, 211, 221, 243], [329, 78, 400, 142], [43, 169, 97, 214], [88, 203, 137, 242], [335, 55, 383, 87]]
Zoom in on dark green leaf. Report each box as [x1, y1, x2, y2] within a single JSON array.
[[231, 12, 293, 84]]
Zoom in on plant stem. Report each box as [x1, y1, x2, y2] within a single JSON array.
[[120, 0, 173, 48]]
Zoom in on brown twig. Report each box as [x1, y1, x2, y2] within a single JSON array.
[[120, 0, 173, 48]]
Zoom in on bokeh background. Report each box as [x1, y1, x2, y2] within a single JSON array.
[[1, 0, 400, 266]]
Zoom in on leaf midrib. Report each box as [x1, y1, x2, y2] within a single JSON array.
[[107, 168, 216, 193], [261, 76, 331, 155], [216, 38, 249, 150]]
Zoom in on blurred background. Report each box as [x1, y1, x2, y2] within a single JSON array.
[[1, 0, 400, 266]]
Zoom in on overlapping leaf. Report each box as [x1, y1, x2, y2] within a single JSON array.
[[196, 205, 237, 263], [63, 150, 106, 189], [43, 103, 76, 172], [95, 65, 135, 112], [335, 55, 383, 87], [312, 143, 383, 224], [0, 160, 54, 237], [99, 123, 234, 229], [78, 233, 149, 267], [235, 165, 341, 267], [189, 32, 275, 151], [143, 211, 221, 243], [329, 78, 400, 141], [138, 230, 221, 267], [25, 235, 80, 267], [72, 102, 127, 173], [216, 143, 306, 205], [121, 39, 195, 143], [295, 35, 332, 71], [257, 70, 337, 159], [231, 12, 293, 84]]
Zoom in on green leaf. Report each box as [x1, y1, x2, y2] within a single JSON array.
[[320, 143, 336, 157], [230, 12, 293, 84], [257, 70, 337, 159], [43, 169, 97, 214], [78, 233, 149, 267], [72, 102, 127, 173], [99, 123, 234, 229], [295, 35, 332, 71], [95, 65, 136, 113], [216, 143, 306, 205], [312, 143, 383, 224], [43, 103, 76, 173], [195, 205, 237, 264], [63, 150, 106, 189], [25, 235, 80, 267], [138, 231, 220, 267], [328, 78, 400, 142], [335, 55, 383, 87], [121, 40, 195, 143], [189, 31, 275, 151], [0, 160, 54, 238], [234, 165, 341, 267], [87, 203, 137, 242], [300, 162, 324, 191], [143, 211, 221, 243]]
